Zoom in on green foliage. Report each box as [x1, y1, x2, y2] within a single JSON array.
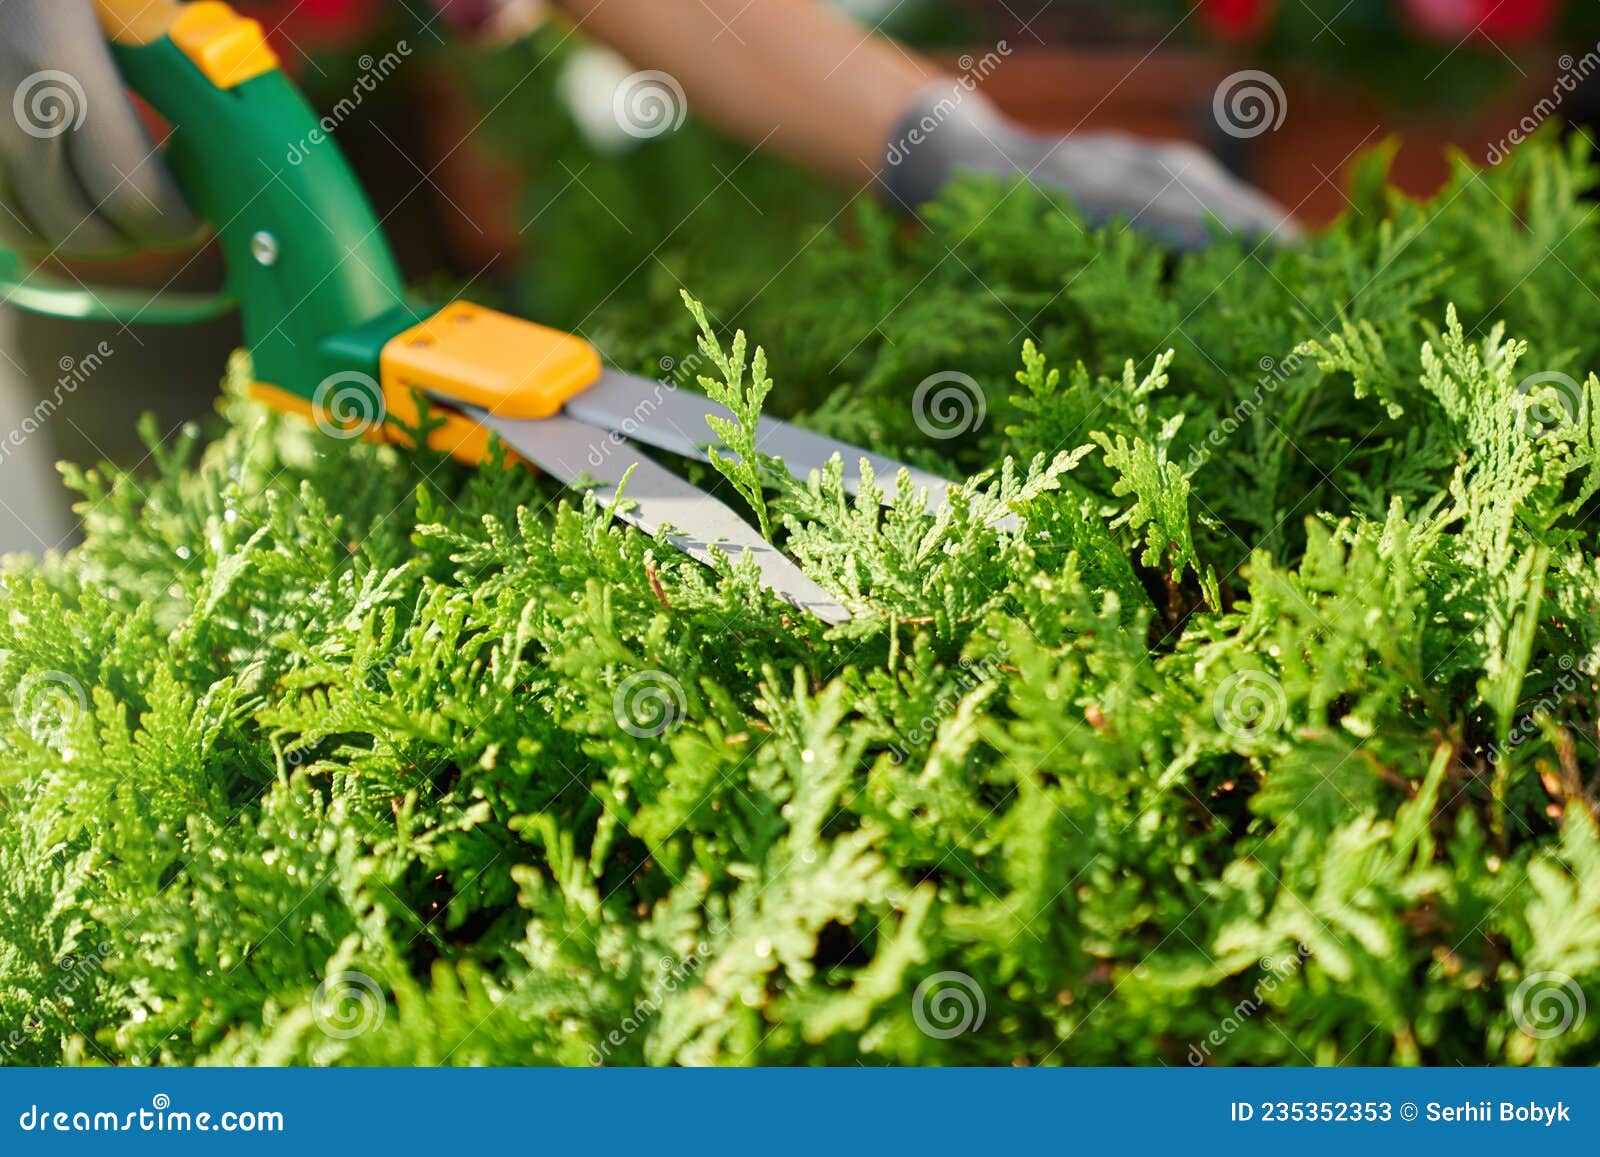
[[4, 136, 1600, 1067], [682, 291, 775, 541]]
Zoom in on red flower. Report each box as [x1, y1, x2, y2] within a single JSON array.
[[237, 0, 383, 47], [1399, 0, 1562, 44], [1197, 0, 1278, 43]]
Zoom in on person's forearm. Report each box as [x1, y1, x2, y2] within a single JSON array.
[[552, 0, 935, 184]]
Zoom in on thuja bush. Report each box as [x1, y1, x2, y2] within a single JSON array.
[[4, 137, 1600, 1067]]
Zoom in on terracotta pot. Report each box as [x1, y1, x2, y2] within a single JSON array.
[[1248, 60, 1568, 223]]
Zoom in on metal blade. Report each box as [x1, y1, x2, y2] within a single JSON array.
[[567, 370, 1002, 523], [470, 408, 851, 625]]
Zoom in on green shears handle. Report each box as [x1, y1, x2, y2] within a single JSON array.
[[1, 1, 416, 407]]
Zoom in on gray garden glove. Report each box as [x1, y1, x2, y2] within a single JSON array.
[[0, 0, 198, 257], [881, 82, 1300, 249]]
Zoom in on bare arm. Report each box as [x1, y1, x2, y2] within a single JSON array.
[[552, 0, 936, 185]]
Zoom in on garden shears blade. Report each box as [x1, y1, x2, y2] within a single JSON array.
[[467, 407, 852, 624], [563, 369, 1019, 532], [565, 370, 964, 515]]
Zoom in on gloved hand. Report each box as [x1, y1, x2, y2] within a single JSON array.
[[881, 83, 1301, 249], [0, 0, 198, 258]]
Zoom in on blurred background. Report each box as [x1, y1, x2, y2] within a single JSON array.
[[3, 0, 1598, 554]]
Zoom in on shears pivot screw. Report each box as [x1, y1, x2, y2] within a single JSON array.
[[250, 231, 280, 267]]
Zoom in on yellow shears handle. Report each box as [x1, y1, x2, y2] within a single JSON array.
[[92, 0, 184, 45]]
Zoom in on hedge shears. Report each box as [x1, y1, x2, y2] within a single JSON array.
[[0, 0, 964, 624]]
